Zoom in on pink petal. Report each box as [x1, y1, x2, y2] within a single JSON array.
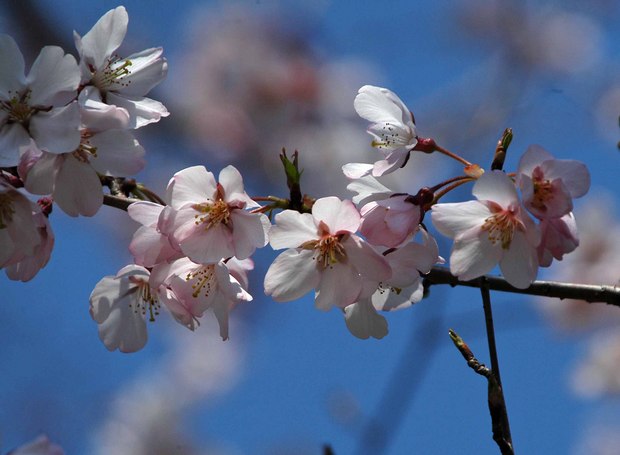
[[542, 159, 590, 198], [517, 144, 554, 176], [219, 165, 258, 208], [89, 129, 145, 176], [343, 235, 391, 282], [127, 201, 164, 226], [167, 166, 217, 209], [450, 229, 502, 281], [179, 223, 234, 264], [342, 162, 374, 179], [371, 148, 410, 177], [77, 6, 128, 70], [230, 210, 269, 259], [354, 85, 412, 125], [0, 123, 30, 167], [312, 197, 360, 234], [106, 92, 169, 129], [29, 103, 81, 154], [27, 46, 79, 106], [53, 154, 103, 217], [0, 35, 26, 98]]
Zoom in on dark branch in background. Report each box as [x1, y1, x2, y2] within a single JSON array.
[[424, 266, 620, 306], [449, 329, 513, 454]]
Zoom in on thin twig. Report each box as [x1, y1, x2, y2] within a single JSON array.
[[103, 194, 141, 212], [480, 281, 513, 453], [424, 266, 620, 306]]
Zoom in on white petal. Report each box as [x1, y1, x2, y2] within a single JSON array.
[[106, 92, 169, 129], [167, 165, 216, 208], [431, 201, 490, 239], [29, 103, 81, 154], [78, 86, 130, 130], [472, 170, 519, 207], [219, 165, 258, 208], [347, 175, 391, 205], [27, 46, 79, 106], [342, 162, 373, 179], [78, 6, 128, 70], [344, 299, 388, 340], [450, 230, 502, 281], [264, 249, 319, 301], [115, 47, 167, 96], [180, 223, 234, 264], [354, 85, 412, 126], [270, 210, 317, 249], [53, 154, 103, 217], [343, 235, 391, 282], [500, 232, 538, 289], [0, 123, 30, 166], [230, 210, 269, 259], [371, 148, 410, 176], [89, 129, 145, 176], [315, 262, 362, 310], [0, 34, 26, 99]]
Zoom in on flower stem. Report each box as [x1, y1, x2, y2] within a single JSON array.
[[433, 144, 472, 166]]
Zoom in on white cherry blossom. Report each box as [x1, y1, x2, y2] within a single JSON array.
[[432, 170, 540, 289], [264, 196, 391, 310], [89, 264, 157, 353], [74, 6, 169, 128], [343, 85, 417, 178]]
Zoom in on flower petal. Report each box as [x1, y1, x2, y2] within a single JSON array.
[[344, 299, 388, 340], [53, 154, 103, 217], [0, 34, 26, 98], [106, 92, 169, 129], [269, 210, 317, 249], [27, 46, 79, 106], [312, 197, 360, 234], [472, 170, 519, 206], [315, 262, 362, 310], [431, 201, 490, 239], [89, 129, 145, 176], [77, 6, 128, 70], [264, 249, 319, 301], [29, 103, 81, 154], [167, 165, 217, 209]]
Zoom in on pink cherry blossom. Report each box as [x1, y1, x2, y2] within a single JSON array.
[[264, 196, 391, 310], [151, 257, 252, 340], [0, 34, 81, 167], [166, 165, 270, 264], [432, 170, 540, 289], [74, 6, 169, 129], [89, 264, 157, 353], [360, 194, 421, 248], [344, 297, 388, 340], [517, 144, 590, 219], [343, 85, 417, 178], [537, 212, 579, 267]]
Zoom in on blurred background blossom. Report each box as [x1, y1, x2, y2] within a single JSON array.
[[1, 1, 620, 454]]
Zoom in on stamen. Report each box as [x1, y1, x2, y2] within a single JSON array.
[[300, 234, 348, 269], [481, 210, 516, 249], [1, 90, 35, 123], [192, 200, 231, 230], [127, 277, 160, 322], [92, 56, 133, 90], [185, 265, 216, 299]]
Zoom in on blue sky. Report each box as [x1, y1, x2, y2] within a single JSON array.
[[2, 1, 620, 454]]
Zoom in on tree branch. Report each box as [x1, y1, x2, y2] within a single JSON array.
[[103, 194, 141, 212], [424, 266, 620, 306]]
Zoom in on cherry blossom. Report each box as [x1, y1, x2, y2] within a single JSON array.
[[264, 196, 391, 310], [517, 144, 590, 219], [151, 257, 252, 339], [360, 194, 421, 248], [166, 165, 270, 264], [0, 34, 80, 167], [344, 297, 388, 340], [346, 174, 391, 206], [89, 264, 158, 353], [432, 170, 540, 289], [343, 85, 417, 178], [74, 6, 169, 128]]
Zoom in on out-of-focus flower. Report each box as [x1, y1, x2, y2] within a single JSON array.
[[344, 85, 418, 178], [517, 144, 590, 220], [432, 170, 540, 288], [572, 331, 620, 398], [8, 434, 64, 455], [0, 34, 80, 167], [74, 6, 169, 128], [89, 264, 156, 353], [264, 196, 391, 310], [166, 165, 270, 264]]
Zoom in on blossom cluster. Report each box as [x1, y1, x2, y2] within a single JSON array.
[[0, 6, 167, 280], [0, 7, 593, 351]]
